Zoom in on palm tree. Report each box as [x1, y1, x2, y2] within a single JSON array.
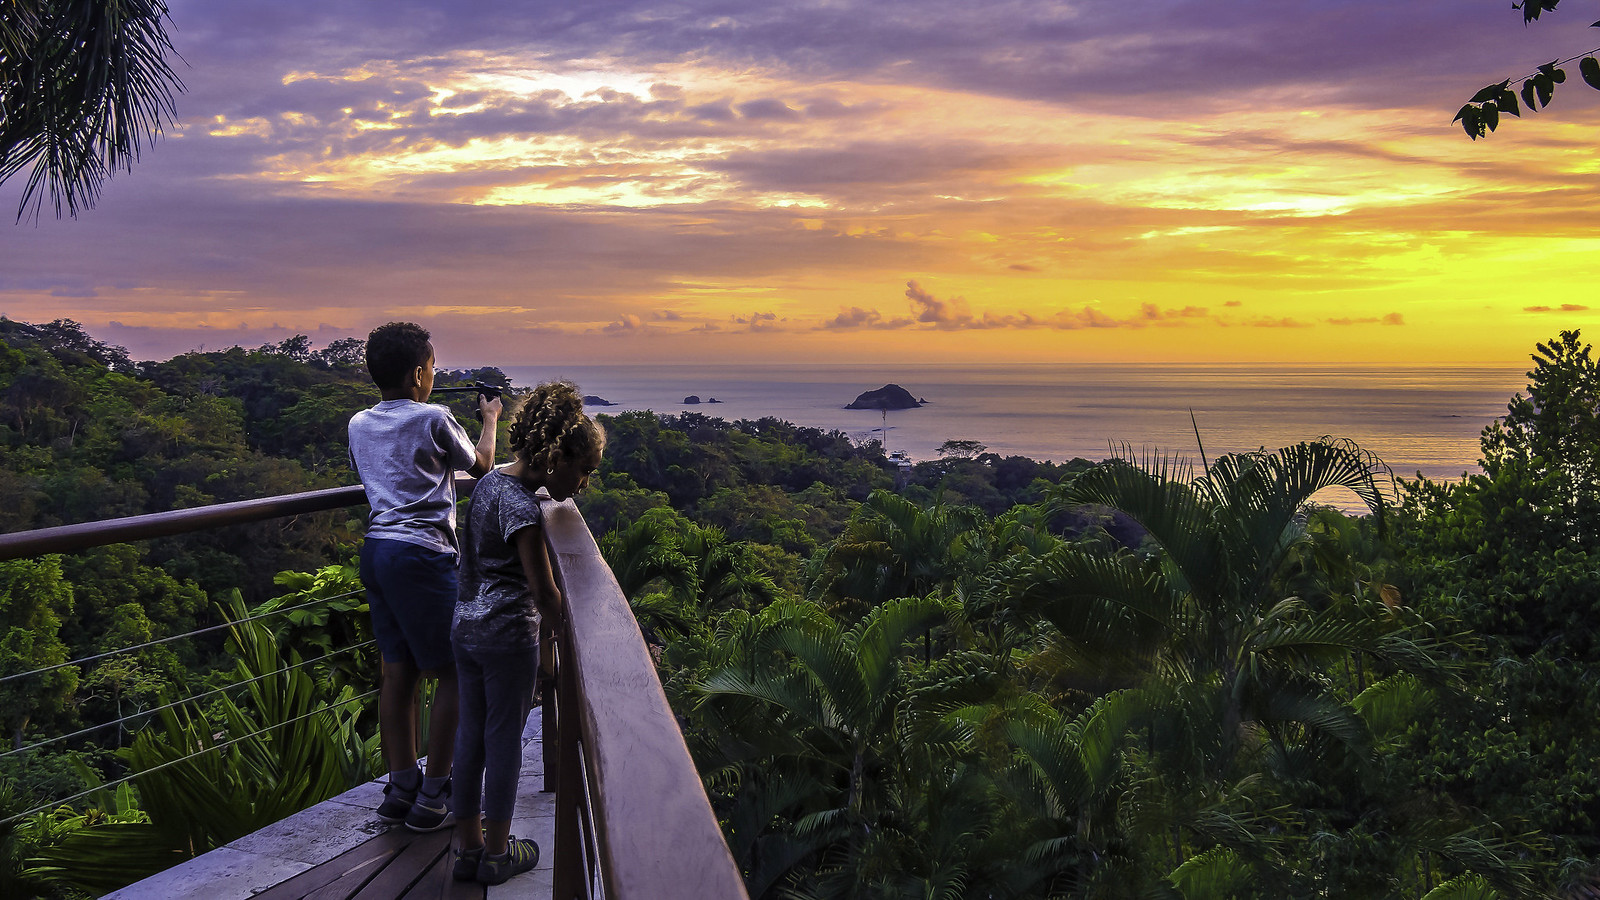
[[1, 0, 183, 218], [1017, 440, 1434, 766], [812, 491, 984, 622], [695, 595, 980, 898], [1007, 440, 1457, 892], [601, 509, 781, 643]]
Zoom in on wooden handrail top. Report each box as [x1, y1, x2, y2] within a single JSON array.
[[0, 475, 480, 562], [0, 485, 366, 562]]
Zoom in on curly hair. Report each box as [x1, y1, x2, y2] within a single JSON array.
[[365, 322, 431, 390], [508, 380, 605, 470]]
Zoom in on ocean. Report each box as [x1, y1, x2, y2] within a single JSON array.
[[501, 363, 1529, 487]]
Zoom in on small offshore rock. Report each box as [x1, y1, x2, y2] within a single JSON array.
[[846, 384, 924, 410]]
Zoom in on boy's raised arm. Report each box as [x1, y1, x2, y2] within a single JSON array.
[[467, 394, 504, 477]]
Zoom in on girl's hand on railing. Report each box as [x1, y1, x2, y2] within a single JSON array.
[[536, 590, 567, 629], [538, 617, 559, 682]]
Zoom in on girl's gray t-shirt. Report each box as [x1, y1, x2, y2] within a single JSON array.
[[347, 400, 476, 554], [455, 469, 544, 652]]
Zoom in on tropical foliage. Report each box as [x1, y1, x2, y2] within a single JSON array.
[[649, 438, 1547, 898], [0, 318, 1596, 898], [3, 591, 376, 897], [1395, 330, 1600, 894]]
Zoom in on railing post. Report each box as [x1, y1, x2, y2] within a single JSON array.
[[541, 629, 558, 794], [552, 622, 590, 900]]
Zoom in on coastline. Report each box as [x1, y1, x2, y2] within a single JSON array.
[[502, 362, 1525, 483]]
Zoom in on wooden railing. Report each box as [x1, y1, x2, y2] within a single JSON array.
[[540, 498, 748, 900], [0, 483, 368, 560], [0, 482, 749, 900]]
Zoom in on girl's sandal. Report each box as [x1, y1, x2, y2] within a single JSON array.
[[476, 836, 540, 885]]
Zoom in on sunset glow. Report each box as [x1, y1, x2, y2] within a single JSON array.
[[4, 0, 1600, 367]]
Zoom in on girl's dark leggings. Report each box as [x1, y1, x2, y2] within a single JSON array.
[[452, 641, 538, 821]]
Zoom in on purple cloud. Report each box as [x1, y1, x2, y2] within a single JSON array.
[[737, 98, 800, 120]]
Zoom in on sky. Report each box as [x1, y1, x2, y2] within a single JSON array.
[[4, 0, 1600, 367]]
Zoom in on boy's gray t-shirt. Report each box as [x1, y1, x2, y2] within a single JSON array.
[[455, 469, 544, 652], [348, 400, 476, 554]]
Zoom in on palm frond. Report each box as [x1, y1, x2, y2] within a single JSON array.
[[1010, 545, 1178, 666], [1003, 714, 1092, 818], [1245, 606, 1380, 668], [850, 595, 949, 700], [1168, 846, 1255, 900], [769, 626, 874, 734], [1069, 689, 1145, 800], [1419, 874, 1501, 900], [1201, 440, 1393, 597], [1, 0, 185, 218], [1053, 456, 1225, 600], [1246, 676, 1369, 755], [1351, 674, 1435, 740], [699, 667, 841, 743]]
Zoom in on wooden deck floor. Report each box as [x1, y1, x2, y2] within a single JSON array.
[[104, 714, 554, 899]]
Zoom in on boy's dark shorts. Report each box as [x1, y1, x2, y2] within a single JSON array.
[[359, 538, 457, 671]]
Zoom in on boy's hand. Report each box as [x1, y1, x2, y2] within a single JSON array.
[[468, 393, 502, 475]]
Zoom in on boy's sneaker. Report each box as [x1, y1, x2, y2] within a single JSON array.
[[404, 779, 453, 832], [452, 846, 485, 882], [375, 769, 420, 823], [477, 836, 539, 885]]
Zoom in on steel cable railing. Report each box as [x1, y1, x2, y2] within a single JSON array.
[[0, 638, 375, 762], [0, 689, 378, 826], [0, 585, 378, 828], [0, 590, 365, 686], [0, 484, 386, 839]]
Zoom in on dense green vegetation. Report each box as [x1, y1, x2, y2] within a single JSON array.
[[0, 320, 391, 896], [0, 317, 1596, 897]]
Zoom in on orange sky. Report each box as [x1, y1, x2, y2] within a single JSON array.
[[4, 0, 1600, 366]]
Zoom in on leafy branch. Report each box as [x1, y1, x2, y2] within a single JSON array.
[[1454, 0, 1600, 138]]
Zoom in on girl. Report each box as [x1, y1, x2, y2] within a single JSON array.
[[450, 381, 604, 884]]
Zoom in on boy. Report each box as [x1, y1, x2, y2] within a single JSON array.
[[349, 322, 502, 832]]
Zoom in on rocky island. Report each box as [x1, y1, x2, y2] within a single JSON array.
[[846, 384, 924, 410]]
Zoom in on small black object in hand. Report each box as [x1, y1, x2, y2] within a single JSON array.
[[430, 383, 503, 420]]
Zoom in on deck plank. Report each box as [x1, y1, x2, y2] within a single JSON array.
[[99, 845, 313, 900], [411, 845, 487, 900], [107, 698, 547, 899], [350, 829, 451, 899], [251, 827, 414, 900]]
